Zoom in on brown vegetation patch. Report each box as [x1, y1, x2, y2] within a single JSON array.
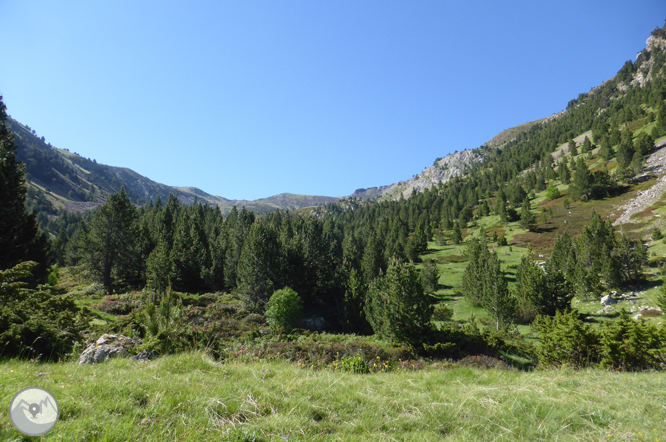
[[436, 254, 468, 264]]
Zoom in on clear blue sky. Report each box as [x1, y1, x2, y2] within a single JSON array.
[[1, 1, 664, 200]]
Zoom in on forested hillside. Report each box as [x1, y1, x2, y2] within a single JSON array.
[[2, 24, 666, 375], [8, 117, 340, 237]]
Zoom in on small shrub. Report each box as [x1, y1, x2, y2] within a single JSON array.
[[457, 355, 511, 370], [546, 185, 561, 200], [432, 303, 453, 321], [497, 235, 508, 247], [653, 228, 664, 240], [341, 356, 369, 374], [639, 309, 662, 317], [265, 287, 303, 334]]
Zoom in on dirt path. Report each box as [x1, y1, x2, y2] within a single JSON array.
[[613, 139, 666, 225]]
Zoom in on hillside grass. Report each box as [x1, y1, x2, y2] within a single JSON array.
[[2, 352, 666, 441]]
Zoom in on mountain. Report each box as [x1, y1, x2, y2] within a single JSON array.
[[9, 118, 339, 217]]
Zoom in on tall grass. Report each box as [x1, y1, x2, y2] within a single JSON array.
[[1, 352, 665, 441]]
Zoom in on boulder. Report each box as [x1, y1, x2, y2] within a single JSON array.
[[632, 314, 643, 321], [600, 295, 617, 306], [78, 334, 141, 365], [130, 350, 157, 362]]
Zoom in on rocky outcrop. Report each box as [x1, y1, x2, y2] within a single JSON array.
[[78, 334, 141, 365], [613, 139, 666, 226], [600, 295, 617, 306]]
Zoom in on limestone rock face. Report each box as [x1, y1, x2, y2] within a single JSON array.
[[78, 334, 141, 365]]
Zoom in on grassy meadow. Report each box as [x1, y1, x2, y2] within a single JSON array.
[[2, 352, 666, 441]]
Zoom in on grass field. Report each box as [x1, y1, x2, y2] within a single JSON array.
[[1, 352, 665, 441]]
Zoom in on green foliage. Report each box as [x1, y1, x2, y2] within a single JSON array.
[[479, 251, 515, 331], [265, 287, 303, 334], [545, 184, 560, 200], [652, 228, 663, 241], [432, 303, 453, 321], [532, 311, 600, 368], [568, 157, 592, 201], [0, 96, 50, 279], [47, 264, 60, 286], [420, 258, 440, 294], [600, 312, 666, 371], [515, 250, 573, 319], [137, 287, 186, 355], [340, 355, 369, 374], [72, 188, 139, 289], [460, 237, 487, 307], [519, 197, 536, 231], [146, 240, 174, 303], [452, 221, 462, 245], [0, 261, 89, 360], [343, 268, 372, 334], [365, 259, 433, 345], [236, 222, 283, 311], [658, 281, 666, 313]]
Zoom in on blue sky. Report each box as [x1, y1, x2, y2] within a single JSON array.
[[1, 1, 665, 200]]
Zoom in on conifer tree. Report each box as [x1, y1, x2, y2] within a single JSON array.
[[479, 251, 515, 331], [146, 239, 174, 303], [343, 268, 372, 334], [76, 188, 138, 289], [569, 158, 592, 200], [519, 197, 536, 231], [0, 96, 49, 277], [236, 222, 283, 311], [365, 259, 433, 345], [420, 258, 440, 294], [452, 221, 463, 245], [569, 139, 578, 156]]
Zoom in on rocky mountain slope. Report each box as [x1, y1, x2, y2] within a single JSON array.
[[10, 118, 339, 216]]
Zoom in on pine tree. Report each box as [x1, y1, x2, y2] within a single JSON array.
[[343, 268, 372, 334], [519, 197, 536, 231], [0, 96, 49, 277], [365, 259, 433, 345], [146, 239, 174, 303], [420, 258, 440, 294], [569, 158, 592, 201], [76, 188, 138, 289], [559, 160, 571, 184], [236, 222, 283, 311], [599, 136, 614, 161], [452, 221, 463, 244], [460, 237, 486, 307], [479, 251, 515, 331], [569, 139, 578, 156]]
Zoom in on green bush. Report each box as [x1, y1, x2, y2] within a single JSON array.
[[653, 228, 663, 241], [265, 287, 303, 334], [341, 355, 369, 374], [432, 303, 453, 321], [600, 312, 666, 371], [0, 262, 90, 360], [532, 311, 600, 368], [546, 185, 561, 200]]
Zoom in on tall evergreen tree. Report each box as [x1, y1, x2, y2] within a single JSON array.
[[75, 188, 138, 289], [365, 259, 433, 345], [236, 222, 283, 311], [0, 96, 49, 277], [519, 197, 536, 231], [479, 251, 515, 331]]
